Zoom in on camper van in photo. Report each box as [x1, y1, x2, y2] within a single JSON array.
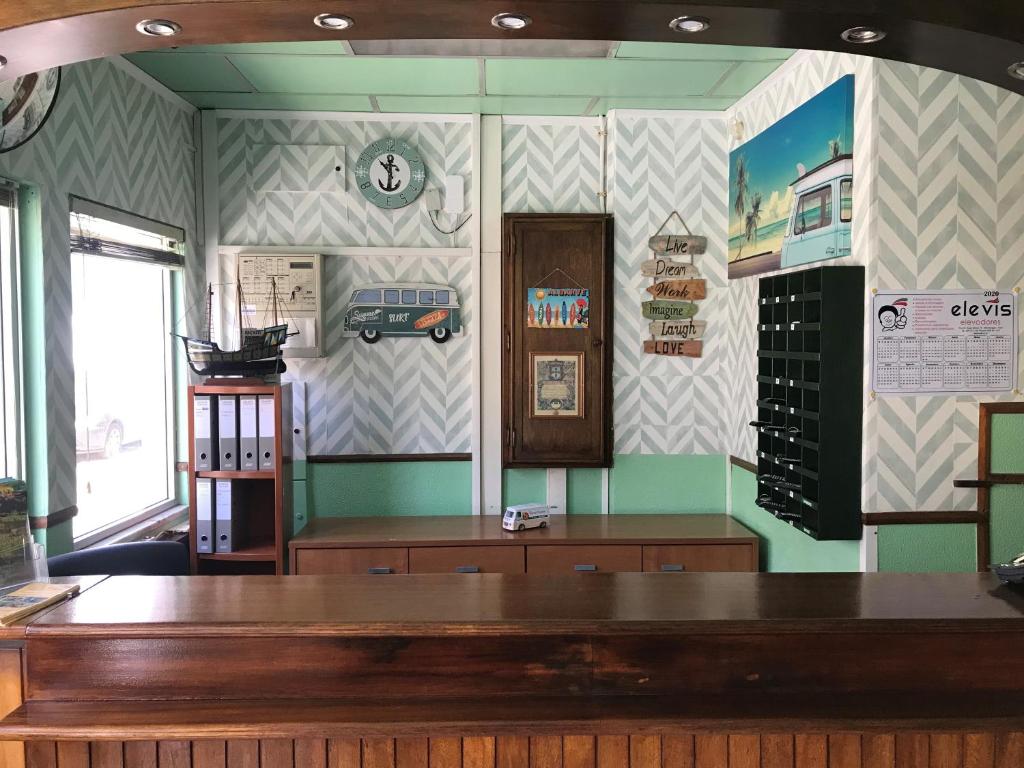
[[502, 504, 552, 532], [781, 155, 852, 269], [343, 283, 462, 344]]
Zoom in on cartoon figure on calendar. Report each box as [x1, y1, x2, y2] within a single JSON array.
[[878, 298, 909, 332]]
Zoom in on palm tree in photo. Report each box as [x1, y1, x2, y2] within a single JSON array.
[[828, 136, 841, 159], [745, 191, 763, 253], [733, 155, 749, 259]]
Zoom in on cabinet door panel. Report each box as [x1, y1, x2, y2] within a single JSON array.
[[643, 544, 756, 573], [294, 547, 408, 575], [409, 546, 526, 574], [527, 545, 641, 575]]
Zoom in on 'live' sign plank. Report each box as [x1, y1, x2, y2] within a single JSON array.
[[648, 235, 707, 256], [644, 339, 703, 358], [645, 279, 707, 301]]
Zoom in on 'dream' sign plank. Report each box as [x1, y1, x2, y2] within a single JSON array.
[[645, 279, 707, 301], [640, 259, 700, 279], [641, 300, 700, 321], [648, 234, 707, 256], [649, 319, 706, 339], [644, 339, 703, 358]]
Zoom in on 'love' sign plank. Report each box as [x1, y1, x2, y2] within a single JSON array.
[[645, 279, 707, 301], [643, 339, 703, 358]]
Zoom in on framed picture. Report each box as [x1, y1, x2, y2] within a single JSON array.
[[530, 352, 584, 418]]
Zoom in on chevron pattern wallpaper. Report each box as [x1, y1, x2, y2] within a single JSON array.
[[0, 58, 200, 517], [607, 113, 730, 455], [216, 115, 475, 455], [501, 120, 604, 214], [217, 116, 472, 248], [724, 51, 1024, 516]]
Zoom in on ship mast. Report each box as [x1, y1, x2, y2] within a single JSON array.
[[270, 277, 279, 326], [236, 277, 244, 349], [204, 283, 213, 342]]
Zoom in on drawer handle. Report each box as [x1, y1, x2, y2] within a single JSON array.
[[660, 564, 685, 572], [574, 564, 597, 572], [455, 565, 480, 574], [367, 567, 393, 575]]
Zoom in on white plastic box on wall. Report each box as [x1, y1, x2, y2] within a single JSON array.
[[237, 252, 323, 358]]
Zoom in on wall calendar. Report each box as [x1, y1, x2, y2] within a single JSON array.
[[871, 289, 1018, 395]]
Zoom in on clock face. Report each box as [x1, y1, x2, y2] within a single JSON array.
[[355, 137, 426, 209]]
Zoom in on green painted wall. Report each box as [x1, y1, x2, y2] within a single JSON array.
[[876, 524, 976, 573], [610, 454, 726, 514], [567, 469, 603, 514], [729, 465, 860, 572], [502, 468, 547, 508], [309, 460, 472, 517], [991, 414, 1024, 473]]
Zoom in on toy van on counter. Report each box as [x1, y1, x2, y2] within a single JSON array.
[[502, 504, 551, 532]]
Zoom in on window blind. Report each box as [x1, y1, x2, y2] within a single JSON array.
[[69, 195, 184, 268]]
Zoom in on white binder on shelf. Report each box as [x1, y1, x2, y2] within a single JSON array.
[[239, 395, 258, 470], [218, 396, 239, 471], [195, 478, 214, 554], [258, 395, 276, 470], [193, 395, 216, 471]]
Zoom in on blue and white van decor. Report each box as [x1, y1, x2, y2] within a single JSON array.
[[343, 283, 461, 344]]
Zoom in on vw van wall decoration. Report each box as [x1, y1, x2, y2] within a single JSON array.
[[354, 137, 426, 209], [727, 75, 854, 280], [343, 283, 462, 344], [641, 211, 707, 358]]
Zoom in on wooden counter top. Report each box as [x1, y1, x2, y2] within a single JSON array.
[[24, 572, 1024, 638], [0, 575, 106, 640], [288, 514, 757, 549]]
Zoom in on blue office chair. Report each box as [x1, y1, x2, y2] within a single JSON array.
[[47, 540, 189, 577]]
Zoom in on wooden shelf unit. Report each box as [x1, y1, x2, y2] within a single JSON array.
[[753, 266, 864, 540], [187, 383, 292, 575]]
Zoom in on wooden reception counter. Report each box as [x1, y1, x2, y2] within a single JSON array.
[[2, 573, 1024, 767]]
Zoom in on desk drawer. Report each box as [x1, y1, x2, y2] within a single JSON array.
[[642, 544, 755, 573], [527, 545, 641, 575], [294, 547, 409, 575], [409, 546, 526, 575]]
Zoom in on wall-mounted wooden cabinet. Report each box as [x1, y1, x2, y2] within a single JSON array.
[[502, 213, 613, 468]]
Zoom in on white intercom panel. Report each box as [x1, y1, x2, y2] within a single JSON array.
[[236, 253, 323, 358]]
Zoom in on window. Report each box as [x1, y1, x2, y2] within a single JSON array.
[[69, 198, 183, 544], [383, 289, 400, 304], [418, 291, 434, 305], [0, 184, 21, 479], [840, 179, 853, 223], [352, 289, 380, 303], [402, 289, 417, 305], [435, 290, 450, 305], [793, 186, 833, 235]]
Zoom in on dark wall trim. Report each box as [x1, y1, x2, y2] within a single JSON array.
[[861, 510, 985, 526], [307, 454, 472, 464], [729, 455, 758, 474], [30, 505, 78, 530]]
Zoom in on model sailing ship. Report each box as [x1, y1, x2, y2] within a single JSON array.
[[175, 277, 295, 377]]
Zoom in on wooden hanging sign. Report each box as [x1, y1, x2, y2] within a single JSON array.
[[648, 234, 707, 256], [645, 279, 707, 301], [644, 339, 703, 358], [639, 259, 700, 279], [642, 300, 700, 321], [649, 319, 706, 340]]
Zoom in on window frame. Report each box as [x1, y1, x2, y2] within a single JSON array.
[[0, 189, 23, 480], [418, 290, 434, 305], [793, 185, 834, 235], [383, 289, 400, 305], [839, 178, 853, 223], [70, 212, 180, 547]]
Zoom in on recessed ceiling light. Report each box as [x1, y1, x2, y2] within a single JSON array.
[[841, 26, 886, 44], [135, 19, 182, 37], [491, 12, 532, 30], [314, 13, 354, 30], [0, 56, 6, 71], [1008, 62, 1024, 80], [669, 16, 711, 33]]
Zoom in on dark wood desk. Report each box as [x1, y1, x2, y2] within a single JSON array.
[[3, 573, 1024, 767], [289, 514, 760, 575]]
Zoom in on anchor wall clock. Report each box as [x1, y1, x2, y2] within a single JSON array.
[[354, 137, 426, 209]]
